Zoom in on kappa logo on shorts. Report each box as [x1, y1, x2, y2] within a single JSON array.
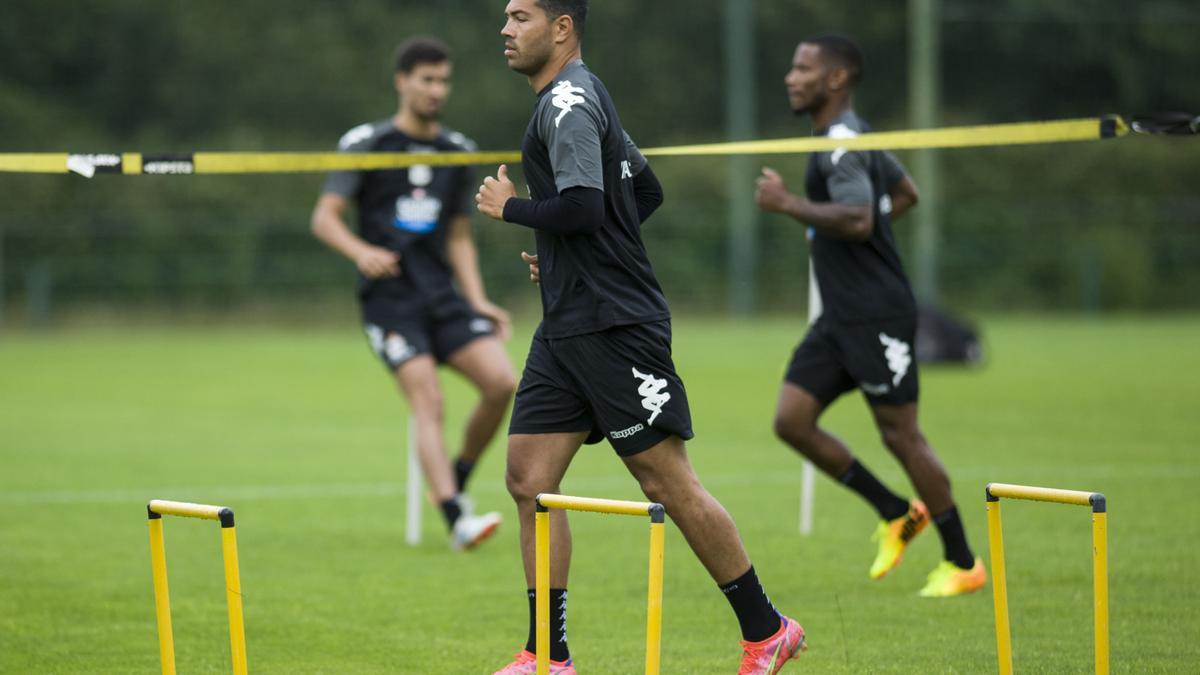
[[469, 318, 494, 334], [860, 382, 891, 396], [631, 367, 670, 425], [610, 423, 645, 440], [879, 332, 912, 386]]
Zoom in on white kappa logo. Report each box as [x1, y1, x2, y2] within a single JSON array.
[[551, 80, 586, 128], [631, 367, 671, 425], [879, 333, 912, 387]]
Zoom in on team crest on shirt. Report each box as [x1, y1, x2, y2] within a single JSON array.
[[394, 188, 443, 234], [551, 80, 586, 128]]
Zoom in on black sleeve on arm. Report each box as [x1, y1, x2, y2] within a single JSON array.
[[502, 186, 605, 235], [632, 165, 664, 223]]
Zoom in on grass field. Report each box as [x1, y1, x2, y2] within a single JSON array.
[[2, 315, 1198, 673]]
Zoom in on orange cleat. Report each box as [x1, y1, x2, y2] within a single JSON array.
[[919, 558, 987, 597], [492, 649, 575, 674], [869, 499, 930, 579], [737, 615, 807, 675]]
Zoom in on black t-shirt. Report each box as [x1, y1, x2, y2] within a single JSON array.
[[804, 110, 916, 323], [519, 60, 671, 339], [323, 120, 476, 309]]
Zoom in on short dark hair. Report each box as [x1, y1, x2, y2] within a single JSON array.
[[394, 36, 451, 74], [536, 0, 588, 39], [801, 33, 864, 86]]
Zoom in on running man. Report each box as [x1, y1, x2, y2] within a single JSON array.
[[477, 2, 806, 672], [754, 34, 986, 596], [311, 37, 515, 550]]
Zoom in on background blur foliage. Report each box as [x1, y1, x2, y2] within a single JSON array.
[[0, 0, 1196, 321]]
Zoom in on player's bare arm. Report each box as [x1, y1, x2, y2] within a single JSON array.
[[310, 192, 401, 278], [475, 164, 517, 220], [755, 167, 874, 241], [888, 176, 920, 222], [446, 214, 512, 339]]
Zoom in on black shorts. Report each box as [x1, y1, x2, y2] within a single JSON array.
[[785, 314, 920, 406], [509, 320, 695, 456], [361, 295, 495, 371]]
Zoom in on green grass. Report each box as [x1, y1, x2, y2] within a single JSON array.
[[2, 316, 1198, 673]]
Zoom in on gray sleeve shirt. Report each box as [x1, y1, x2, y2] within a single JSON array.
[[536, 64, 607, 193]]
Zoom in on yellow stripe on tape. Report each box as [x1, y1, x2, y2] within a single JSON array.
[[643, 117, 1126, 157], [0, 116, 1127, 175], [0, 154, 70, 174], [192, 150, 522, 174]]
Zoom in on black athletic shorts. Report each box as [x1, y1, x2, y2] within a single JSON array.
[[360, 294, 495, 371], [785, 314, 920, 406], [508, 320, 694, 456]]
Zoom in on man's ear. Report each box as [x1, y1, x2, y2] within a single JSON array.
[[828, 66, 851, 92], [553, 15, 575, 45]]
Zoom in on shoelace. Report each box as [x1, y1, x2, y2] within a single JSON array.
[[899, 509, 925, 541]]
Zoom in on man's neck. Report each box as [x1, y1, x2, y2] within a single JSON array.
[[812, 97, 852, 132], [393, 108, 441, 140], [528, 47, 583, 93]]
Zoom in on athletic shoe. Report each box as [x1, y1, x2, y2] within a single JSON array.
[[919, 558, 987, 597], [869, 499, 930, 579], [492, 649, 575, 674], [737, 615, 807, 675], [451, 511, 501, 551]]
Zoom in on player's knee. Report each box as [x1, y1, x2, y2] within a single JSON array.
[[504, 466, 536, 504], [635, 474, 672, 510], [412, 389, 445, 422], [483, 372, 517, 404], [773, 414, 813, 448], [880, 424, 924, 457]]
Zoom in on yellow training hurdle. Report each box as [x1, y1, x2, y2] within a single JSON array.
[[985, 483, 1108, 675], [147, 499, 248, 675], [534, 494, 666, 675]]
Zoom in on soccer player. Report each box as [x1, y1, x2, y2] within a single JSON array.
[[476, 2, 806, 673], [754, 34, 986, 596], [311, 37, 515, 551]]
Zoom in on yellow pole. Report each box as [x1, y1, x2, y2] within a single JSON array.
[[645, 520, 665, 675], [221, 526, 248, 675], [535, 508, 550, 675], [985, 483, 1095, 507], [1093, 511, 1109, 675], [148, 516, 176, 675], [986, 499, 1013, 675], [536, 493, 658, 518]]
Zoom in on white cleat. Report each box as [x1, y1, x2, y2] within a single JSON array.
[[452, 511, 502, 551]]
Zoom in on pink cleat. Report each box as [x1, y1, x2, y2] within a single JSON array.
[[738, 615, 807, 675], [493, 649, 576, 674]]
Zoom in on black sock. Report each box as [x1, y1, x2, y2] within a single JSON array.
[[439, 498, 462, 532], [839, 459, 910, 521], [932, 507, 975, 569], [525, 588, 570, 662], [719, 566, 782, 643], [454, 458, 475, 493]]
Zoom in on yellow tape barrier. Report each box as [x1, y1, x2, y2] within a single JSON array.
[[0, 115, 1126, 177]]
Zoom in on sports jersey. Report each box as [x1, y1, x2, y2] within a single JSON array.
[[323, 121, 477, 310], [804, 110, 915, 322], [516, 60, 670, 338]]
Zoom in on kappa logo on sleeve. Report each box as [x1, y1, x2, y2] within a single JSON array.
[[827, 123, 858, 165], [551, 80, 586, 128]]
